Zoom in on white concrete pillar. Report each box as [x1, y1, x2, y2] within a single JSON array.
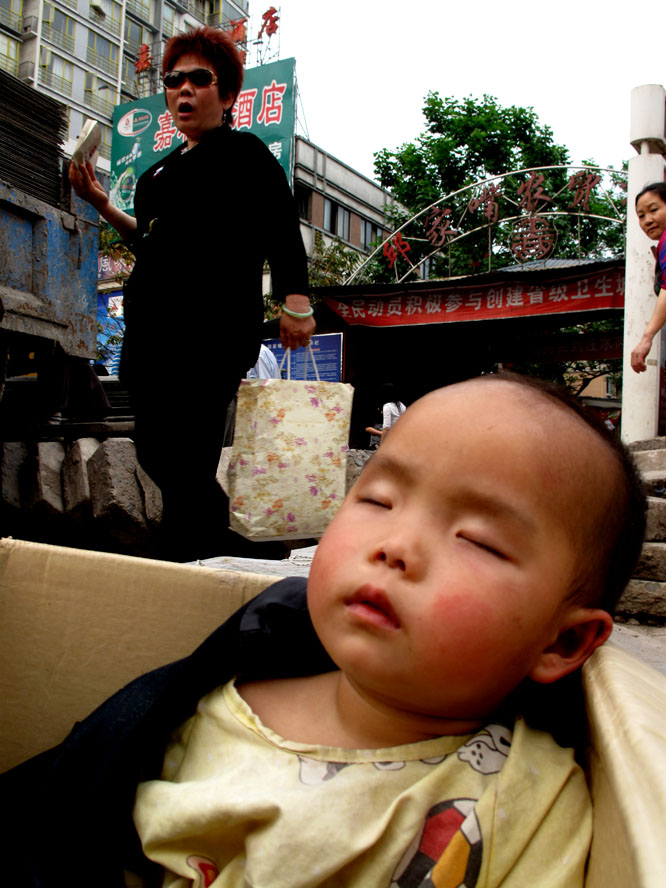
[[622, 85, 666, 443]]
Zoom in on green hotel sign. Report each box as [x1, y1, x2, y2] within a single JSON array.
[[110, 57, 297, 212]]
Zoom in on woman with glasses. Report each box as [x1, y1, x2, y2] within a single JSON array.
[[69, 27, 313, 561]]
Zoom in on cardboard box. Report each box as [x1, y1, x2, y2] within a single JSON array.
[[1, 537, 666, 886], [0, 537, 273, 771]]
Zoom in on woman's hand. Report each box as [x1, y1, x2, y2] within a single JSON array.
[[631, 334, 654, 373], [69, 161, 109, 214], [69, 161, 138, 240], [279, 294, 316, 350]]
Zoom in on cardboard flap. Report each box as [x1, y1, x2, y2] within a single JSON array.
[[0, 538, 274, 771]]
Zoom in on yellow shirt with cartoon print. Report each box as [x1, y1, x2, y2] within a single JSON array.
[[133, 680, 591, 888]]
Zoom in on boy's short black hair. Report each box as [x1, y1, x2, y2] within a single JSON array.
[[478, 371, 646, 614]]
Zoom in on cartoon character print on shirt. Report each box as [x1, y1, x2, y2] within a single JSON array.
[[186, 854, 219, 887], [457, 724, 512, 775], [297, 755, 447, 785], [390, 799, 482, 888]]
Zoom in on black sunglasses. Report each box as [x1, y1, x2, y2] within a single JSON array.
[[163, 68, 218, 89]]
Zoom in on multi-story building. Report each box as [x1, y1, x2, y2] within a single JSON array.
[[294, 137, 394, 260], [1, 0, 249, 170], [2, 0, 396, 284]]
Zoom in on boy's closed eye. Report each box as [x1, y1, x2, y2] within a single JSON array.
[[456, 532, 511, 561], [358, 495, 391, 509]]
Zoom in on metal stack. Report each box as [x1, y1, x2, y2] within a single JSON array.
[[0, 68, 68, 207]]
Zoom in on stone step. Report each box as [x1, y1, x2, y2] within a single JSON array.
[[646, 497, 666, 542], [628, 437, 666, 453], [635, 541, 666, 581], [633, 449, 666, 473], [638, 470, 666, 497], [617, 579, 666, 625]]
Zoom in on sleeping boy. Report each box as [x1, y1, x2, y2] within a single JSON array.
[[2, 373, 645, 888]]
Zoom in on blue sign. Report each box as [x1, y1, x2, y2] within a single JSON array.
[[264, 333, 343, 382]]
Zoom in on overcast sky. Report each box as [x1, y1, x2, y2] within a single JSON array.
[[271, 0, 663, 182]]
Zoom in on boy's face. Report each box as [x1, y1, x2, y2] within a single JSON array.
[[307, 380, 614, 726]]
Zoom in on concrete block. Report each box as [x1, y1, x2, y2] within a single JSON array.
[[1, 441, 28, 510], [136, 462, 163, 527], [27, 441, 65, 515], [646, 496, 666, 541], [633, 449, 666, 473], [635, 541, 666, 581], [88, 438, 146, 527], [617, 579, 666, 624], [62, 438, 100, 515]]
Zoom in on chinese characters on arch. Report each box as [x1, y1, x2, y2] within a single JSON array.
[[381, 168, 622, 279]]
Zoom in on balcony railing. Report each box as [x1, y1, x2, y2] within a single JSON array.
[[0, 52, 19, 77], [60, 0, 78, 10], [42, 23, 76, 55], [84, 91, 115, 118], [178, 0, 206, 21], [125, 0, 151, 23], [86, 46, 118, 77], [0, 5, 21, 31], [98, 142, 111, 160], [89, 8, 121, 36], [39, 67, 73, 96], [124, 36, 144, 56]]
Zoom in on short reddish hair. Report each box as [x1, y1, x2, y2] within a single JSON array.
[[162, 27, 244, 108]]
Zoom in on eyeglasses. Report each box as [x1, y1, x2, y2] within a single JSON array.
[[163, 68, 218, 89]]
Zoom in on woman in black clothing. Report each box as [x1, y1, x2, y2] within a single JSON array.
[[70, 27, 314, 560]]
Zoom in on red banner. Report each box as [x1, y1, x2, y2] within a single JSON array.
[[324, 268, 624, 327]]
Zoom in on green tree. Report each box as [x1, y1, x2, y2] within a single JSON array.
[[372, 93, 625, 281], [308, 231, 364, 287]]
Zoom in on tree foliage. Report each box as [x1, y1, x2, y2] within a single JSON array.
[[372, 93, 626, 281], [307, 231, 364, 288]]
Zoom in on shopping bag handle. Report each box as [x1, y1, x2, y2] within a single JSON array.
[[279, 345, 320, 381]]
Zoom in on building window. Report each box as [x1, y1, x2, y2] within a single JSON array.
[[89, 0, 121, 36], [39, 49, 73, 95], [162, 2, 175, 36], [0, 33, 19, 75], [87, 30, 119, 77], [0, 0, 21, 32], [98, 123, 112, 159], [419, 256, 433, 280], [42, 3, 76, 54], [122, 57, 138, 97], [324, 198, 350, 242], [360, 219, 383, 251], [85, 72, 116, 117], [294, 184, 311, 221], [124, 15, 152, 55]]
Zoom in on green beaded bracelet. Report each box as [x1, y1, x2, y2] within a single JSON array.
[[282, 303, 314, 318]]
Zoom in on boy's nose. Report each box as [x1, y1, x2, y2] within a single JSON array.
[[376, 549, 406, 572], [374, 534, 422, 577]]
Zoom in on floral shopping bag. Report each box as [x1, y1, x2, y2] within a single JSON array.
[[228, 351, 353, 541]]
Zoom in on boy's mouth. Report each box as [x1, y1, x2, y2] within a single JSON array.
[[346, 585, 401, 629]]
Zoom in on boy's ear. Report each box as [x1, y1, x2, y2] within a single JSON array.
[[529, 608, 614, 685]]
